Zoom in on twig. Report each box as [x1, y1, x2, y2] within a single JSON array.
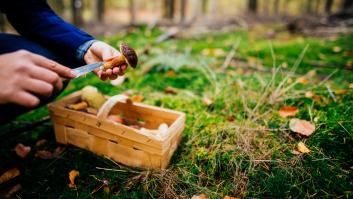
[[95, 166, 140, 174], [325, 84, 336, 102], [221, 39, 240, 71]]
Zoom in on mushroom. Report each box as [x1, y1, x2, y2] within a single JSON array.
[[101, 43, 138, 70]]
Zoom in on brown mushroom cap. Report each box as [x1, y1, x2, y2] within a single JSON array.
[[120, 43, 138, 68]]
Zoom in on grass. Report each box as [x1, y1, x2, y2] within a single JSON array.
[[0, 25, 352, 198]]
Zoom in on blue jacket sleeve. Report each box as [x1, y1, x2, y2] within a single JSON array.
[[0, 0, 94, 63]]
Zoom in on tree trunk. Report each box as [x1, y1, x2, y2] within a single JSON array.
[[92, 0, 105, 23], [325, 0, 333, 14], [274, 0, 280, 15], [71, 0, 83, 26], [0, 14, 5, 32], [180, 0, 187, 23], [201, 0, 208, 15], [209, 0, 218, 20], [162, 0, 175, 20], [248, 0, 258, 13], [306, 0, 313, 14], [129, 0, 137, 25], [341, 0, 353, 12]]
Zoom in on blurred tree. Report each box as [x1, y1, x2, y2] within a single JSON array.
[[50, 0, 65, 15], [0, 14, 4, 32], [180, 0, 187, 23], [209, 0, 218, 19], [274, 0, 280, 15], [325, 0, 333, 14], [341, 0, 353, 12], [306, 0, 313, 13], [162, 0, 175, 20], [71, 0, 83, 26], [92, 0, 105, 23], [248, 0, 257, 13], [129, 0, 137, 25]]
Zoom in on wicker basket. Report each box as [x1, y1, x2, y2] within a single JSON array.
[[48, 91, 185, 169]]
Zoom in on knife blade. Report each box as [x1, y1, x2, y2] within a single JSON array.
[[72, 62, 104, 78]]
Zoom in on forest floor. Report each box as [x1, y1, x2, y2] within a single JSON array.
[[0, 24, 352, 198]]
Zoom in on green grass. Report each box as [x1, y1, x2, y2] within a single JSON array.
[[0, 25, 352, 198]]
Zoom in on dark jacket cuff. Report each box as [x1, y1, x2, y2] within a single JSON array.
[[76, 40, 97, 65]]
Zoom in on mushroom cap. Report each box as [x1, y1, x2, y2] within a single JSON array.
[[119, 43, 138, 68]]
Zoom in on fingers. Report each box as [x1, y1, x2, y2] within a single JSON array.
[[10, 91, 40, 108], [22, 79, 54, 97], [30, 53, 75, 79], [112, 67, 120, 75], [28, 65, 63, 91]]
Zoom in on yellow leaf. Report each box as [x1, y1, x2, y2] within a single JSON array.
[[349, 83, 353, 89], [14, 143, 31, 158], [332, 46, 341, 53], [334, 89, 348, 95], [192, 194, 208, 199], [279, 106, 298, 118], [68, 170, 79, 188], [296, 77, 309, 85], [289, 118, 315, 136], [297, 142, 310, 153], [0, 168, 20, 184]]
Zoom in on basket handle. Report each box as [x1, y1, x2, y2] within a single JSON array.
[[97, 95, 129, 120]]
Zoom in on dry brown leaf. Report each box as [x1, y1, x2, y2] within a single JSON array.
[[297, 141, 310, 153], [131, 95, 143, 103], [332, 46, 341, 53], [279, 106, 298, 118], [291, 150, 301, 155], [0, 168, 20, 184], [227, 115, 235, 122], [35, 150, 53, 159], [224, 196, 239, 199], [14, 143, 31, 158], [350, 166, 353, 169], [164, 86, 178, 94], [346, 61, 353, 68], [289, 119, 315, 136], [192, 194, 208, 199], [343, 50, 352, 57], [165, 70, 176, 77], [35, 139, 47, 147], [202, 97, 213, 106], [68, 170, 79, 188], [53, 147, 65, 156], [296, 77, 309, 85]]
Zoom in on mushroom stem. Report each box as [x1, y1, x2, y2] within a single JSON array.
[[101, 55, 126, 70]]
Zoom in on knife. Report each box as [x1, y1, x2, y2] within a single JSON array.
[[72, 62, 104, 78]]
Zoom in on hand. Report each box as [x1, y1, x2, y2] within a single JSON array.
[[83, 41, 127, 81], [0, 50, 76, 108]]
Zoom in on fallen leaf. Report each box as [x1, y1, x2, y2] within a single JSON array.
[[164, 86, 178, 94], [35, 139, 47, 147], [289, 119, 315, 136], [131, 95, 143, 103], [291, 150, 301, 155], [224, 196, 239, 199], [35, 150, 53, 159], [165, 70, 176, 77], [350, 166, 353, 169], [0, 168, 20, 184], [343, 50, 352, 57], [297, 141, 310, 153], [334, 89, 348, 95], [296, 77, 309, 85], [279, 106, 298, 118], [202, 97, 213, 106], [68, 170, 79, 188], [305, 91, 314, 98], [307, 70, 316, 77], [14, 143, 31, 158], [346, 61, 353, 68], [350, 83, 353, 89], [332, 46, 341, 53], [53, 147, 65, 156], [227, 115, 235, 122], [192, 194, 208, 199], [5, 184, 22, 198]]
